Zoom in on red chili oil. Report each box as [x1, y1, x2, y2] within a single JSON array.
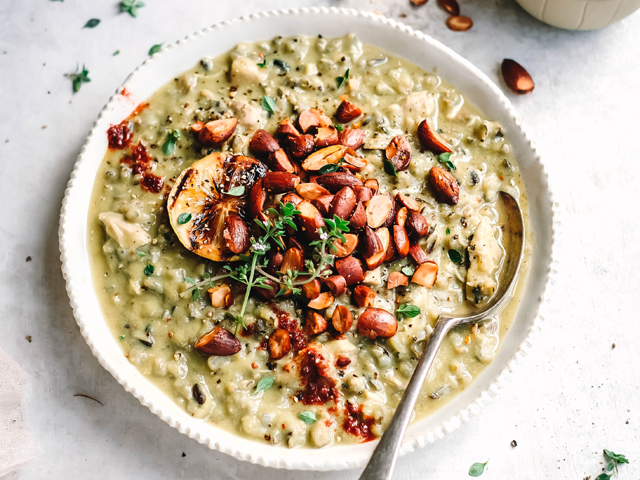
[[119, 142, 164, 193], [269, 304, 307, 351], [343, 402, 376, 442], [127, 102, 149, 119], [298, 347, 337, 405], [107, 120, 132, 150], [120, 142, 153, 175], [140, 173, 164, 193], [240, 323, 256, 337]]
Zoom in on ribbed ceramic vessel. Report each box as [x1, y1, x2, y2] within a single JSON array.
[[59, 7, 556, 471], [516, 0, 640, 30]]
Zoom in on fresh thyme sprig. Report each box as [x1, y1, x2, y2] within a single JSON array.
[[596, 449, 629, 480], [66, 65, 91, 93], [223, 201, 301, 332], [254, 214, 350, 288], [179, 273, 232, 298], [179, 203, 350, 335]]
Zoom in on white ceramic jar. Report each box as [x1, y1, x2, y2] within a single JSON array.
[[515, 0, 640, 29]]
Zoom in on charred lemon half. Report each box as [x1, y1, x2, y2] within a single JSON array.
[[167, 152, 266, 261]]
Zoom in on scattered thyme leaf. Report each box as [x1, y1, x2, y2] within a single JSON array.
[[299, 411, 317, 424], [334, 124, 343, 132], [336, 68, 350, 89], [318, 163, 340, 174], [448, 249, 463, 264], [113, 50, 120, 56], [226, 186, 245, 196], [256, 377, 274, 392], [446, 227, 451, 235], [397, 304, 420, 320], [384, 159, 398, 177], [469, 461, 488, 477], [67, 64, 91, 93], [191, 288, 201, 301], [83, 19, 100, 28], [604, 450, 629, 465], [257, 58, 267, 68], [401, 265, 415, 276], [162, 129, 181, 155], [595, 449, 630, 479], [136, 251, 146, 258], [177, 212, 192, 225], [148, 43, 163, 56], [120, 0, 145, 17], [438, 152, 456, 171], [262, 95, 276, 115], [143, 264, 154, 276]]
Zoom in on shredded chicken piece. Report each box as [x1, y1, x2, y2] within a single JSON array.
[[99, 212, 151, 250]]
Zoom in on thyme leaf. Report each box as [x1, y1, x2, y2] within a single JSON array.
[[318, 157, 344, 174], [299, 411, 317, 424], [256, 377, 274, 392], [401, 265, 415, 276], [596, 449, 630, 479], [384, 159, 398, 177], [226, 186, 245, 196], [336, 68, 350, 89], [67, 64, 91, 93], [448, 249, 463, 264], [397, 304, 420, 320], [120, 0, 145, 17], [149, 43, 163, 56], [438, 152, 456, 171], [262, 95, 276, 115], [177, 212, 191, 225], [468, 461, 488, 477], [604, 450, 629, 465], [162, 129, 181, 155], [83, 19, 100, 28]]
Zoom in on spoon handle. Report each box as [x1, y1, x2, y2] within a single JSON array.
[[358, 316, 455, 480]]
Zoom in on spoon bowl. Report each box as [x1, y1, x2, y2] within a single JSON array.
[[359, 191, 525, 480], [450, 191, 526, 326]]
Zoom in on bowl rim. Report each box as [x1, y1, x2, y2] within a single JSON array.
[[58, 6, 557, 471]]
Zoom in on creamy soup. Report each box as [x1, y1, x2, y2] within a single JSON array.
[[88, 34, 530, 448]]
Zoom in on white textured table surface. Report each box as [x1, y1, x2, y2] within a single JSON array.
[[1, 0, 639, 478]]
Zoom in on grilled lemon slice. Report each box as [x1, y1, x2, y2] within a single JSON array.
[[167, 152, 266, 261]]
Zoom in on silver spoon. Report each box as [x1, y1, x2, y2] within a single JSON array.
[[359, 191, 525, 480]]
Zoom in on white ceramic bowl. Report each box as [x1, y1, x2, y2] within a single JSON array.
[[59, 7, 556, 471], [515, 0, 640, 30]]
